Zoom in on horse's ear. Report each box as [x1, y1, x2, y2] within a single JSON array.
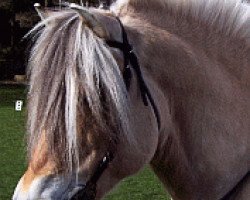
[[34, 3, 54, 20], [70, 3, 108, 38]]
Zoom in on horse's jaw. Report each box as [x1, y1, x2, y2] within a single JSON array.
[[12, 174, 85, 200]]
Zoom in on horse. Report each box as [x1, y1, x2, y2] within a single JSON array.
[[13, 0, 250, 199]]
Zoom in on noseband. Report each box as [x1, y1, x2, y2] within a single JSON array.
[[70, 17, 160, 200], [70, 152, 114, 200]]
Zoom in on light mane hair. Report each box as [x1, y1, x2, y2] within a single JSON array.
[[27, 10, 130, 171], [111, 0, 250, 42]]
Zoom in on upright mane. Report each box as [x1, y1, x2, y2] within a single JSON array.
[[112, 0, 250, 42], [27, 9, 130, 171]]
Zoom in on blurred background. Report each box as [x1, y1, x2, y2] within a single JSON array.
[[0, 0, 112, 81]]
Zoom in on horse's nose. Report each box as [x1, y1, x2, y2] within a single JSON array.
[[12, 174, 85, 200], [12, 177, 28, 200]]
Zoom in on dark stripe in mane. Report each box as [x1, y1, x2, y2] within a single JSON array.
[[27, 9, 130, 172]]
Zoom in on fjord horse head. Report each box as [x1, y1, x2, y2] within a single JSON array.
[[13, 2, 160, 200]]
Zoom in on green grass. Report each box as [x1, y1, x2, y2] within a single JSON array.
[[0, 85, 27, 199], [0, 85, 169, 200], [104, 168, 169, 200]]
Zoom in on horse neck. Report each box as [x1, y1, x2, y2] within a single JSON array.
[[121, 9, 250, 199], [172, 15, 247, 75], [122, 5, 250, 86]]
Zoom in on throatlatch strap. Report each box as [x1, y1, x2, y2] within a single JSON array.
[[106, 18, 161, 130], [106, 40, 132, 89]]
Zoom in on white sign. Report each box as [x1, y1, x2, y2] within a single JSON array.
[[15, 100, 23, 111]]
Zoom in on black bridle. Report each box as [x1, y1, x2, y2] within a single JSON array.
[[70, 152, 114, 200], [106, 18, 161, 130], [70, 18, 160, 200]]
